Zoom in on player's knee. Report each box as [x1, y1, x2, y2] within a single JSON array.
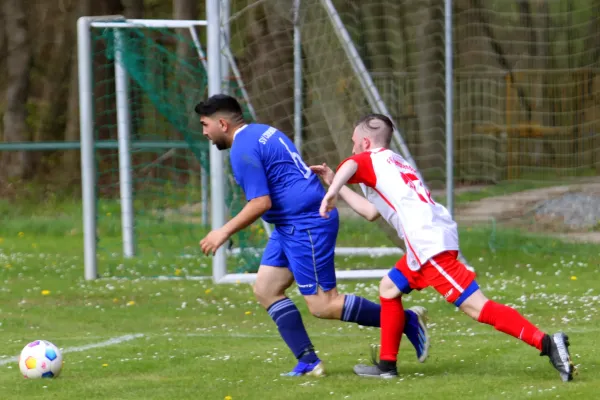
[[253, 266, 293, 308], [305, 290, 343, 319], [253, 283, 283, 309], [458, 289, 488, 320], [307, 301, 340, 319], [307, 301, 331, 319], [379, 275, 401, 299], [252, 284, 269, 308]]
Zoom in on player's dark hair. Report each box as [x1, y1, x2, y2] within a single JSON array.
[[194, 94, 245, 122], [355, 113, 395, 146]]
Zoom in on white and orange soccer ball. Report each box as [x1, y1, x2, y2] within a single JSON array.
[[18, 340, 63, 379]]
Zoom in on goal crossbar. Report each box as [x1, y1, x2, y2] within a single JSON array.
[[79, 16, 217, 281], [91, 19, 207, 28], [78, 14, 405, 283]]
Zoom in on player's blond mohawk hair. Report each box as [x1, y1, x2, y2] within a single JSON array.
[[355, 114, 394, 147]]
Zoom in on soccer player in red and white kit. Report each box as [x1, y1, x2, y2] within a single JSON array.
[[312, 114, 574, 382]]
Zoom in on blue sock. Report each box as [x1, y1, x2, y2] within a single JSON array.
[[341, 294, 382, 327], [342, 295, 417, 339], [267, 298, 318, 364]]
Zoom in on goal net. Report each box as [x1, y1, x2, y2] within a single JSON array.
[[78, 17, 273, 280], [78, 13, 406, 282], [80, 0, 600, 282], [225, 0, 600, 258]]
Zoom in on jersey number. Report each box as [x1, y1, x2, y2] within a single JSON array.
[[279, 138, 311, 179], [401, 172, 435, 204]]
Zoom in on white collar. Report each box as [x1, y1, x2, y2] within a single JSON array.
[[233, 124, 249, 140]]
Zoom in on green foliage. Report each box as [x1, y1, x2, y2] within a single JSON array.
[[88, 26, 267, 274]]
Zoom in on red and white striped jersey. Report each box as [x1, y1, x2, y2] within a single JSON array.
[[338, 148, 459, 271]]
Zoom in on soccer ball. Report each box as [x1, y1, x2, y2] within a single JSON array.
[[18, 340, 63, 379]]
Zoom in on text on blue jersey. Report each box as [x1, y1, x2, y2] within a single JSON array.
[[229, 123, 337, 229]]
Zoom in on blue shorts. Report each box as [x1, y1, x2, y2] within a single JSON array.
[[260, 219, 339, 295]]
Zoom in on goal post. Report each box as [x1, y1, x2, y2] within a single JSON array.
[[75, 1, 600, 284], [77, 15, 298, 282], [77, 11, 409, 284], [206, 0, 227, 283], [77, 16, 218, 281]]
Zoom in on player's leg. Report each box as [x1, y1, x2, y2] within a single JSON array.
[[353, 274, 404, 378], [421, 251, 544, 350], [253, 264, 293, 308], [354, 256, 429, 378], [459, 289, 546, 350], [255, 232, 324, 377], [283, 221, 429, 362], [281, 220, 381, 326], [459, 289, 574, 382], [425, 251, 574, 382]]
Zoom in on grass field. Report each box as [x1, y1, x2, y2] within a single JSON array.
[[0, 197, 599, 400]]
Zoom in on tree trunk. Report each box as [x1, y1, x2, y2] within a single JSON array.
[[582, 0, 600, 67], [241, 0, 295, 135], [174, 0, 198, 68], [414, 0, 445, 186], [516, 0, 539, 167], [517, 0, 535, 120], [567, 0, 574, 69], [382, 0, 408, 114], [173, 0, 199, 180], [537, 0, 551, 120], [123, 0, 144, 147], [470, 0, 532, 118], [534, 1, 553, 165], [122, 0, 144, 18], [174, 0, 198, 110], [300, 0, 361, 165], [0, 6, 6, 124], [581, 0, 600, 173], [359, 2, 388, 72], [62, 0, 94, 179], [1, 0, 33, 180], [34, 3, 76, 144]]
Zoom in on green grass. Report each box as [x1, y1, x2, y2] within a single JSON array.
[[0, 197, 599, 399]]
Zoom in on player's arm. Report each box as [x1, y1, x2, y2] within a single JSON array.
[[200, 195, 271, 256], [311, 163, 379, 221], [319, 160, 358, 218], [339, 186, 380, 221], [221, 195, 271, 237], [200, 148, 271, 256]]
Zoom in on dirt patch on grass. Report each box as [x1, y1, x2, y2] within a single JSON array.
[[453, 179, 600, 243]]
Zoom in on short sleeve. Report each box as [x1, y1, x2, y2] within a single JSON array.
[[230, 146, 270, 201], [336, 152, 377, 187]]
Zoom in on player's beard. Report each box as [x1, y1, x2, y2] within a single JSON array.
[[213, 137, 229, 150]]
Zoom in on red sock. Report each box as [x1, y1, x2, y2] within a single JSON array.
[[478, 300, 546, 351], [379, 296, 405, 362]]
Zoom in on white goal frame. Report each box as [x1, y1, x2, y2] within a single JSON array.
[[77, 5, 414, 284]]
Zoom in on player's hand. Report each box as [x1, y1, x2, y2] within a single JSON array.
[[200, 229, 229, 256], [309, 163, 335, 186], [319, 191, 338, 218]]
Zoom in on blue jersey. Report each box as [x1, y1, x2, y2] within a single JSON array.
[[229, 123, 338, 229]]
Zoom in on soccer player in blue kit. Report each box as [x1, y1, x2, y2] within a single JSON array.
[[196, 94, 429, 377]]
